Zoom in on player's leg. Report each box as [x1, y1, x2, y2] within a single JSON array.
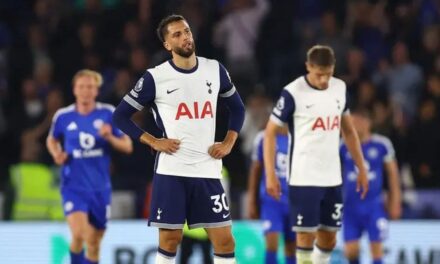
[[205, 226, 235, 264], [314, 185, 344, 264], [342, 206, 363, 264], [66, 212, 88, 264], [149, 174, 187, 264], [84, 188, 111, 263], [179, 236, 194, 264], [187, 178, 234, 263], [261, 199, 284, 264], [283, 207, 296, 264], [344, 241, 360, 264], [368, 206, 388, 264], [289, 186, 324, 264], [62, 188, 89, 264]]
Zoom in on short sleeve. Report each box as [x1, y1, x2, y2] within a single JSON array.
[[123, 71, 156, 111], [218, 62, 236, 98], [49, 110, 63, 139], [343, 90, 350, 114], [381, 137, 396, 163], [270, 89, 295, 126]]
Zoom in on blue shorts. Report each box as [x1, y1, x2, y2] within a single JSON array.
[[148, 174, 231, 229], [289, 185, 343, 232], [343, 203, 388, 242], [61, 187, 111, 230], [261, 199, 296, 241]]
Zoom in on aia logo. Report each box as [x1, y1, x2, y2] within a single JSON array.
[[175, 101, 213, 120], [311, 116, 340, 131]]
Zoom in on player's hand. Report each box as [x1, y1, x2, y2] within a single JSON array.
[[266, 174, 281, 200], [99, 124, 113, 140], [357, 169, 369, 199], [208, 142, 232, 159], [151, 138, 181, 154], [52, 151, 68, 165], [388, 201, 402, 220], [247, 196, 259, 219]]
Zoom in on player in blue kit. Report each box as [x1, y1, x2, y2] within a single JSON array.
[[112, 15, 245, 264], [47, 70, 133, 264], [264, 45, 369, 264], [247, 129, 296, 264], [340, 109, 401, 264]]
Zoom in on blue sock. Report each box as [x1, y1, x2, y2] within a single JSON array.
[[69, 250, 84, 264], [286, 255, 296, 264], [265, 251, 277, 264], [349, 259, 359, 264], [83, 258, 98, 264], [373, 259, 383, 264]]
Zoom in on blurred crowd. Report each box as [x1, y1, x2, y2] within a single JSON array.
[[0, 0, 439, 220]]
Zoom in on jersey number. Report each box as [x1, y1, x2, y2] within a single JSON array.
[[210, 193, 229, 213], [332, 203, 343, 220]]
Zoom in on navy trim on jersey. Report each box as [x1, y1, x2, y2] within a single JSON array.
[[272, 90, 295, 123], [151, 103, 167, 138], [304, 75, 328, 91], [287, 114, 295, 183], [168, 58, 199, 74], [219, 62, 234, 93]]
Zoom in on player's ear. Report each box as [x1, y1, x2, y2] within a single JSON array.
[[163, 41, 172, 52], [305, 62, 312, 72]]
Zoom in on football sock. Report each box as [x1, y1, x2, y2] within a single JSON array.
[[312, 244, 332, 264], [296, 247, 313, 264], [213, 252, 235, 264], [70, 250, 84, 264], [155, 248, 176, 264], [265, 251, 277, 264]]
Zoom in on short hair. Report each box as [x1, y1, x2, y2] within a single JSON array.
[[156, 14, 186, 43], [307, 45, 336, 67], [72, 69, 103, 88]]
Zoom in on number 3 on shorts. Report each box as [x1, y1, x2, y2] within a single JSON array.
[[211, 193, 229, 213], [332, 203, 343, 220]]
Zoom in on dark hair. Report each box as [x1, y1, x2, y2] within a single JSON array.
[[156, 14, 186, 42], [307, 45, 336, 66]]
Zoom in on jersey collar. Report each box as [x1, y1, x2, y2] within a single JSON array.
[[168, 57, 199, 74], [304, 75, 328, 91]]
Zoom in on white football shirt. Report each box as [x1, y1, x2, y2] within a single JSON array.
[[123, 57, 236, 179], [270, 76, 349, 186]]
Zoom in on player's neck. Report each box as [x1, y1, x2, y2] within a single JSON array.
[[359, 133, 371, 143], [172, 54, 197, 70], [76, 102, 96, 115]]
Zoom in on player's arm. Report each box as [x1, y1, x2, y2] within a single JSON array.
[[112, 72, 180, 154], [264, 90, 294, 200], [209, 63, 245, 159], [247, 159, 262, 219], [46, 111, 68, 165], [247, 134, 264, 219], [99, 124, 133, 154], [384, 159, 402, 219], [341, 114, 369, 198]]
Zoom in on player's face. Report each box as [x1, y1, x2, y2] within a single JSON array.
[[306, 63, 334, 89], [164, 20, 195, 58], [73, 76, 99, 105]]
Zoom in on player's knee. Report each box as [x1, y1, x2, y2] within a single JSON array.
[[344, 244, 360, 260], [71, 228, 86, 244], [162, 234, 183, 251], [212, 233, 235, 252], [86, 238, 101, 257]]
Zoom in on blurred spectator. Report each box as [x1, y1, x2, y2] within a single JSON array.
[[213, 0, 269, 99], [103, 68, 133, 105], [407, 99, 440, 188], [353, 79, 377, 110], [373, 41, 424, 126], [340, 47, 370, 94], [416, 25, 440, 74], [130, 47, 149, 77], [426, 73, 440, 117]]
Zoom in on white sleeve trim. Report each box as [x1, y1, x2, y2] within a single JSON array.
[[270, 114, 285, 126], [219, 86, 236, 98], [123, 95, 144, 111]]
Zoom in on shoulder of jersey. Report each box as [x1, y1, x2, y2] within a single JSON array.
[[53, 104, 75, 121], [283, 77, 305, 94], [254, 130, 265, 145], [371, 133, 392, 147], [96, 102, 116, 113], [330, 77, 347, 90]]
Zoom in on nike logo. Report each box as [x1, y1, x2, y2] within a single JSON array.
[[305, 104, 314, 109], [166, 88, 180, 94], [222, 213, 230, 219]]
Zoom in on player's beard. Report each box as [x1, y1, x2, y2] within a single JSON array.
[[174, 42, 196, 58]]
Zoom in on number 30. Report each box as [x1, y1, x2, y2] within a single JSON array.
[[211, 193, 229, 213]]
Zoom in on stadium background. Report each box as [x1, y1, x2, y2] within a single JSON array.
[[0, 0, 439, 263]]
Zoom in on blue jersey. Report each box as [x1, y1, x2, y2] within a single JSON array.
[[252, 131, 289, 204], [49, 103, 123, 191], [340, 134, 395, 206]]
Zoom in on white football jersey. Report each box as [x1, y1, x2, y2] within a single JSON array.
[[123, 57, 236, 179], [270, 76, 349, 186]]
